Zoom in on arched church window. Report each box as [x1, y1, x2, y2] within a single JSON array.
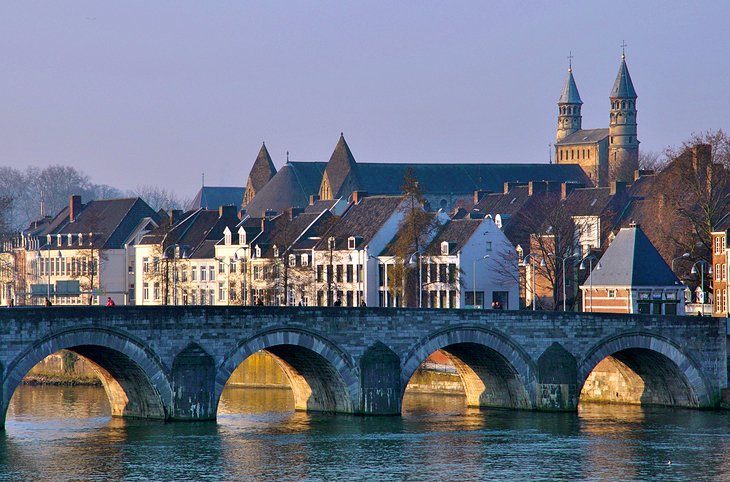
[[621, 101, 626, 109]]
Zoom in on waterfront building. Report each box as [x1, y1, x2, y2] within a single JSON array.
[[711, 212, 729, 317], [0, 195, 159, 306], [580, 225, 685, 315]]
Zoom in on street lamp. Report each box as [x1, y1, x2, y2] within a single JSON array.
[[521, 253, 545, 311], [671, 252, 690, 273], [579, 254, 601, 313], [162, 244, 188, 305], [550, 253, 579, 312], [407, 250, 422, 308], [690, 259, 712, 307], [472, 255, 490, 309]]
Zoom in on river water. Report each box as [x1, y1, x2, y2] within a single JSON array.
[[2, 385, 730, 481]]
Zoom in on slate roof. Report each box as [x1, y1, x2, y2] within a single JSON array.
[[610, 56, 637, 99], [353, 162, 590, 195], [254, 211, 327, 258], [139, 207, 240, 259], [315, 196, 405, 251], [380, 212, 439, 256], [41, 197, 159, 250], [584, 226, 680, 287], [244, 162, 327, 217], [558, 68, 582, 104], [713, 212, 730, 232], [424, 218, 482, 255], [242, 143, 277, 208], [555, 128, 609, 146], [304, 199, 338, 214], [188, 186, 245, 211], [563, 186, 627, 217]]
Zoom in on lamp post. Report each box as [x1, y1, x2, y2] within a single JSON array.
[[671, 252, 690, 273], [472, 255, 490, 309], [690, 259, 712, 307], [579, 254, 601, 312], [550, 253, 579, 312], [162, 244, 188, 305], [408, 250, 422, 308], [521, 253, 545, 311]]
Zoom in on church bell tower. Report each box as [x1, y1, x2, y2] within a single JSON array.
[[608, 49, 639, 183], [556, 60, 583, 143]]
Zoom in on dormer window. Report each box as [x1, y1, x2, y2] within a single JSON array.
[[328, 237, 336, 250], [441, 241, 450, 256], [289, 254, 296, 267], [495, 214, 503, 229], [78, 233, 83, 246], [485, 241, 492, 252], [301, 254, 309, 267], [348, 237, 356, 250], [67, 234, 73, 246], [238, 227, 246, 246], [255, 245, 261, 258], [224, 227, 232, 246], [57, 234, 62, 246], [46, 234, 52, 245], [273, 245, 279, 258]]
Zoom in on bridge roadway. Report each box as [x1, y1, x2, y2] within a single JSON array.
[[0, 306, 726, 427]]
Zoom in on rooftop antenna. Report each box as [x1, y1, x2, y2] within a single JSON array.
[[620, 40, 627, 59]]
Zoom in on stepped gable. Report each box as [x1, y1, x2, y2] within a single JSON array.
[[320, 134, 361, 199], [585, 225, 680, 287], [244, 162, 327, 217], [242, 143, 277, 207]]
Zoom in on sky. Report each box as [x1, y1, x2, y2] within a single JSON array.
[[1, 1, 729, 199]]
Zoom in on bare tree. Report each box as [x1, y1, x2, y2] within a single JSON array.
[[638, 150, 667, 172], [130, 185, 185, 211]]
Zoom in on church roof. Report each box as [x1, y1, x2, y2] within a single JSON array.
[[555, 128, 609, 146], [244, 162, 326, 217], [247, 143, 277, 193], [610, 56, 637, 99], [584, 226, 680, 287], [558, 68, 583, 104], [188, 186, 245, 211], [323, 134, 360, 198]]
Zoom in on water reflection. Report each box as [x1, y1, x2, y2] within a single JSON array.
[[3, 385, 730, 481]]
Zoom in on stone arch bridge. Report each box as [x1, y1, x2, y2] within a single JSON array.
[[0, 307, 726, 428]]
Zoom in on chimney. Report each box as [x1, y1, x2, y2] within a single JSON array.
[[69, 195, 81, 223], [261, 218, 269, 232], [286, 207, 304, 220], [264, 209, 277, 218], [309, 194, 320, 205], [610, 181, 626, 196], [560, 182, 578, 200], [168, 209, 183, 224], [692, 144, 712, 173], [473, 190, 489, 205], [503, 181, 527, 194], [528, 181, 547, 196], [218, 205, 236, 218], [351, 191, 368, 204]]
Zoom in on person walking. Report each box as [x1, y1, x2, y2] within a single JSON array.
[[106, 297, 116, 307]]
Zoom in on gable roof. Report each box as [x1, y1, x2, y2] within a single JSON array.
[[425, 218, 482, 255], [188, 186, 245, 211], [315, 196, 405, 251], [584, 226, 680, 287], [555, 128, 609, 146], [244, 161, 327, 217]]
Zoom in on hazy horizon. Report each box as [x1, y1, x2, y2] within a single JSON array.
[[1, 1, 728, 198]]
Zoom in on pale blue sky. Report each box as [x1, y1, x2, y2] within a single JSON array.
[[1, 1, 728, 198]]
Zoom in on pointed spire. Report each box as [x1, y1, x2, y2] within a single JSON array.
[[610, 53, 637, 99], [321, 133, 360, 199], [242, 142, 278, 208], [558, 67, 582, 105]]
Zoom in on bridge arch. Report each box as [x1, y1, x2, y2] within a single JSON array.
[[216, 328, 358, 413], [2, 326, 172, 425], [578, 332, 712, 407], [401, 326, 537, 410]]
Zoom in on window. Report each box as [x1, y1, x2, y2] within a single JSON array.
[[289, 254, 296, 267], [316, 265, 324, 282], [465, 291, 484, 308], [328, 237, 335, 250], [255, 246, 261, 258], [346, 265, 353, 283], [441, 241, 449, 256], [273, 246, 279, 258], [301, 254, 308, 267], [200, 267, 207, 282], [448, 264, 456, 283], [209, 266, 215, 281], [143, 283, 149, 301], [485, 241, 492, 252], [439, 264, 447, 283], [608, 289, 616, 298], [254, 266, 261, 280], [182, 267, 188, 282], [191, 266, 198, 281], [218, 260, 225, 274], [153, 257, 160, 272], [348, 237, 356, 250], [336, 265, 343, 283], [153, 282, 160, 300], [143, 257, 149, 273], [218, 283, 225, 302], [378, 264, 385, 287]]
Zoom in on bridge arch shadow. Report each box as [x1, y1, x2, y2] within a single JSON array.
[[216, 329, 358, 414], [401, 327, 537, 410], [578, 332, 712, 408], [2, 327, 172, 426]]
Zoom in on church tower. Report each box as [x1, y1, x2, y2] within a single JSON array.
[[608, 51, 639, 183], [556, 62, 583, 143]]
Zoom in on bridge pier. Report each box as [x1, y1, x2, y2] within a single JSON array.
[[536, 343, 578, 411], [171, 344, 217, 421], [359, 342, 401, 414]]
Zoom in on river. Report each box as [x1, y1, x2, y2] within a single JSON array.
[[2, 385, 730, 481]]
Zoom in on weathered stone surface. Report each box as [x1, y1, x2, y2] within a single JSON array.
[[0, 306, 725, 426]]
